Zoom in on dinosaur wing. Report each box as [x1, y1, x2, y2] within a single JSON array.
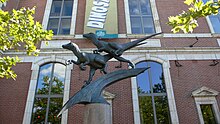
[[57, 68, 149, 117]]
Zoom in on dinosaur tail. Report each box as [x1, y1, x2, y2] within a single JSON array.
[[122, 32, 162, 51]]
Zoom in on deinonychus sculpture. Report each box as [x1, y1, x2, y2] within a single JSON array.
[[58, 32, 162, 116]]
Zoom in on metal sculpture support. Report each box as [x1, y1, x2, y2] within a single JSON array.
[[58, 32, 162, 117]]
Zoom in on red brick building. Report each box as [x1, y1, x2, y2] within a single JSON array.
[[0, 0, 220, 124]]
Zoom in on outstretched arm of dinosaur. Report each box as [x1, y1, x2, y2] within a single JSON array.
[[79, 61, 90, 70]]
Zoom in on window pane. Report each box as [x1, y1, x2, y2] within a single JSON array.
[[62, 0, 73, 16], [51, 63, 65, 94], [131, 17, 143, 34], [50, 0, 62, 16], [139, 96, 154, 124], [143, 17, 155, 33], [149, 62, 166, 93], [36, 64, 53, 94], [201, 104, 217, 124], [129, 0, 140, 15], [136, 62, 151, 94], [154, 96, 171, 124], [59, 19, 71, 35], [209, 16, 220, 33], [140, 0, 152, 15], [48, 19, 59, 35], [31, 98, 48, 124], [48, 98, 63, 123]]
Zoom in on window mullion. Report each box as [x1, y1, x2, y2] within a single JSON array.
[[138, 0, 144, 34], [45, 63, 55, 123], [148, 62, 157, 124], [57, 0, 65, 34]]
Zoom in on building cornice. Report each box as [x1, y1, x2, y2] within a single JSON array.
[[50, 33, 220, 40]]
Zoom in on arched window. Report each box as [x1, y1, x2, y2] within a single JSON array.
[[31, 63, 66, 123], [136, 61, 171, 124]]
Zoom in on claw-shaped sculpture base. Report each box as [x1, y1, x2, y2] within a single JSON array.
[[57, 67, 149, 117]]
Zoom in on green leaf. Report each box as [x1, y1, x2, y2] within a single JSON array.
[[184, 0, 195, 5]]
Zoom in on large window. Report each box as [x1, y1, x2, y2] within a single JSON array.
[[136, 61, 171, 124], [47, 0, 73, 35], [203, 0, 220, 33], [31, 63, 66, 123], [128, 0, 155, 34]]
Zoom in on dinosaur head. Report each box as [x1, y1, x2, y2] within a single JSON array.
[[83, 32, 97, 39], [62, 42, 81, 53]]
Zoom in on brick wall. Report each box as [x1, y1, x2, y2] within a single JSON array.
[[156, 0, 210, 33], [0, 63, 32, 124], [68, 62, 134, 124], [17, 0, 47, 23], [170, 60, 220, 124], [161, 37, 219, 47]]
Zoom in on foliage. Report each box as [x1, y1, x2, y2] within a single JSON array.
[[32, 76, 63, 123], [168, 0, 220, 33], [0, 0, 6, 3], [0, 2, 53, 79]]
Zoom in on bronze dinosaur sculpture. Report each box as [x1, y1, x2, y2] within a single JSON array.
[[62, 42, 113, 85], [83, 32, 162, 68]]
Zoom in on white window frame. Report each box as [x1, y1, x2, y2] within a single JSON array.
[[192, 86, 220, 124], [131, 56, 179, 124], [124, 0, 161, 35], [42, 0, 78, 35], [22, 55, 73, 124]]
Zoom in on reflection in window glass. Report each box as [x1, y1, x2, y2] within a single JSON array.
[[47, 0, 73, 35], [36, 63, 53, 94], [155, 96, 170, 124], [50, 1, 62, 16], [48, 98, 63, 123], [32, 98, 48, 124], [139, 96, 154, 124], [209, 16, 220, 33], [136, 61, 171, 124], [32, 63, 66, 124], [62, 0, 73, 16], [201, 104, 217, 124], [59, 19, 71, 35], [131, 17, 143, 34], [128, 0, 155, 34], [48, 19, 59, 36], [136, 62, 151, 93]]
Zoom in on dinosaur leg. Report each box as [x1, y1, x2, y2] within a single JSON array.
[[114, 56, 135, 68], [82, 68, 96, 88], [101, 63, 108, 74], [88, 68, 96, 83]]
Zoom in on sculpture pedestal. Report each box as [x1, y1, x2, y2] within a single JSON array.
[[83, 104, 112, 124]]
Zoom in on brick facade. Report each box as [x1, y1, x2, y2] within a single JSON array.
[[0, 63, 32, 123]]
